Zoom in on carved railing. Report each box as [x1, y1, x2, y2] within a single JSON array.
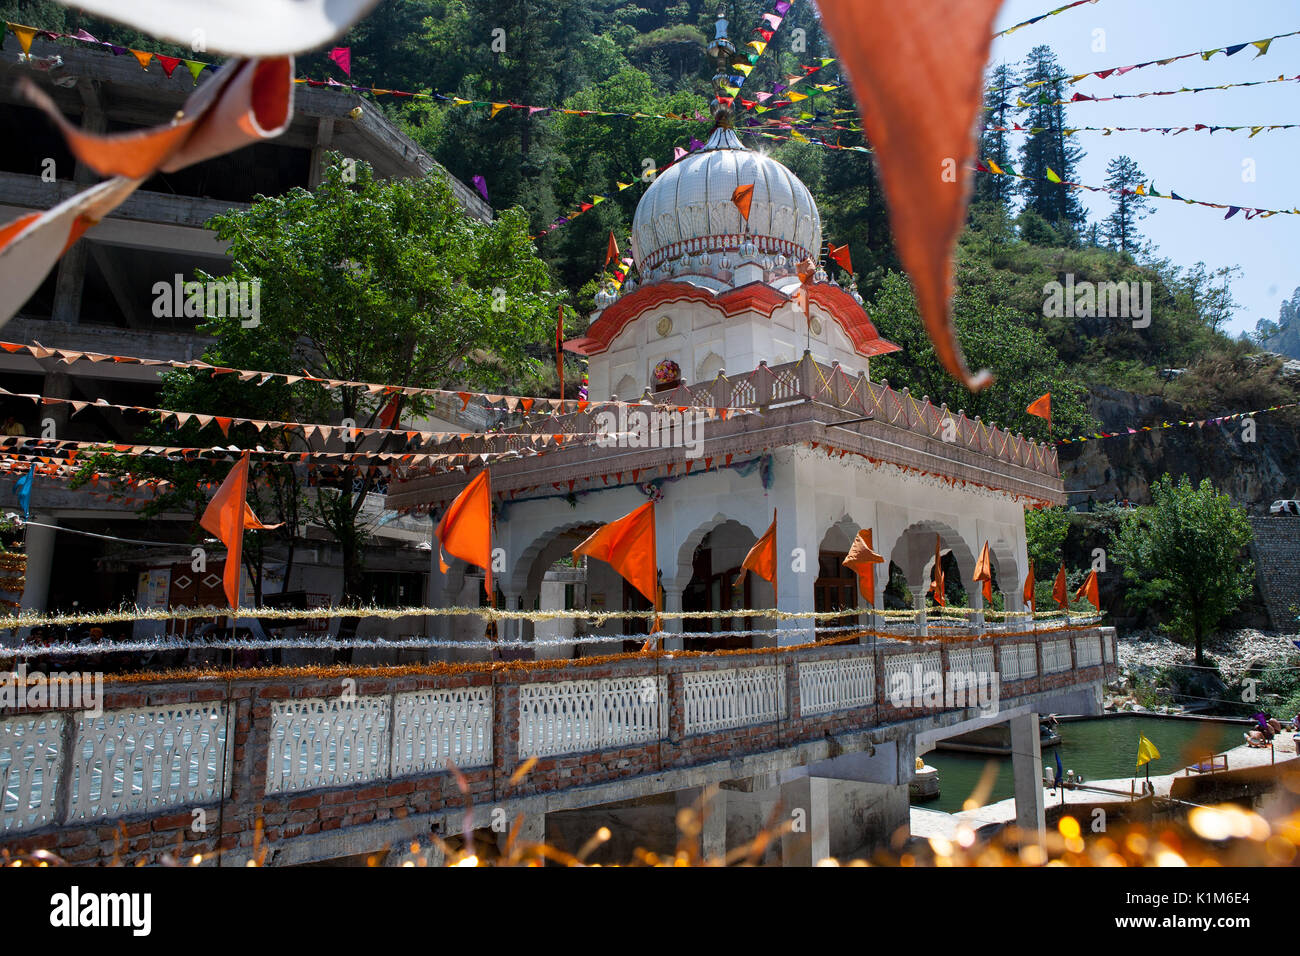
[[505, 355, 1058, 476], [1, 630, 1114, 835]]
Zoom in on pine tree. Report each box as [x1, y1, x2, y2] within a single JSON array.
[[973, 63, 1016, 212], [1015, 45, 1086, 240], [1100, 155, 1153, 255]]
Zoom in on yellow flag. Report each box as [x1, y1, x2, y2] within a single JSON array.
[[734, 63, 754, 76], [788, 91, 809, 102], [987, 159, 1004, 175], [490, 103, 508, 118], [7, 22, 37, 55], [1136, 183, 1146, 195], [1136, 734, 1160, 768], [1046, 167, 1063, 183]]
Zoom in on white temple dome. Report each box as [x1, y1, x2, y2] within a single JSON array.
[[631, 125, 822, 277]]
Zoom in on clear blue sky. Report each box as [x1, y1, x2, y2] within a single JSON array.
[[988, 0, 1299, 336]]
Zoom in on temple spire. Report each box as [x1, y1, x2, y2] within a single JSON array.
[[706, 7, 736, 128]]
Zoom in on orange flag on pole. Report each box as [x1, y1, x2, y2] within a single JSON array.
[[732, 183, 755, 222], [604, 230, 619, 267], [436, 469, 493, 602], [1026, 393, 1052, 424], [736, 509, 778, 603], [1022, 560, 1036, 613], [200, 451, 274, 609], [930, 534, 946, 607], [972, 541, 993, 604], [842, 528, 884, 605], [573, 500, 659, 610], [1052, 564, 1068, 611], [1075, 569, 1100, 612]]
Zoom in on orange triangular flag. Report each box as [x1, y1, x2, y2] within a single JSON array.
[[731, 183, 755, 222], [842, 528, 884, 605], [1052, 564, 1068, 611], [816, 0, 1002, 391], [573, 502, 660, 640], [827, 242, 852, 274], [1075, 569, 1100, 612], [1026, 393, 1051, 423], [604, 230, 619, 267], [1022, 560, 1036, 613], [436, 469, 493, 601], [130, 49, 153, 71], [736, 509, 778, 603], [930, 534, 946, 607], [199, 451, 270, 609], [972, 541, 993, 604]]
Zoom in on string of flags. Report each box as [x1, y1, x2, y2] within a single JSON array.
[[0, 340, 755, 417], [1007, 27, 1299, 94], [4, 21, 213, 84], [993, 0, 1098, 38], [1055, 403, 1299, 446], [732, 126, 1300, 220]]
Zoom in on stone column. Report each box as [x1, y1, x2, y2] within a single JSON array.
[[661, 586, 684, 651], [908, 586, 928, 637], [502, 591, 522, 643], [1010, 712, 1046, 857], [971, 586, 985, 634], [17, 512, 57, 643], [50, 81, 105, 326], [779, 776, 830, 866], [675, 784, 726, 862]]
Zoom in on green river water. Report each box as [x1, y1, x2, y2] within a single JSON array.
[[923, 715, 1250, 813]]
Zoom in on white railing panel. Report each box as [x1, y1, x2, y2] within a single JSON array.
[[1, 713, 63, 833], [798, 658, 875, 717], [1042, 639, 1072, 674], [517, 680, 600, 758], [392, 687, 493, 775], [1019, 643, 1038, 679], [1074, 634, 1103, 668], [266, 697, 389, 795], [681, 666, 785, 735], [881, 651, 942, 704], [69, 705, 230, 821], [972, 647, 996, 675], [599, 676, 667, 750]]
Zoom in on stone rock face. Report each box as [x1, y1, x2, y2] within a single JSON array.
[[1058, 384, 1300, 515], [1249, 516, 1300, 630]]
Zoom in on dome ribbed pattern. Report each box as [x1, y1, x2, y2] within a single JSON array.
[[631, 126, 822, 273]]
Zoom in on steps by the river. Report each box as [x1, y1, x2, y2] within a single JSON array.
[[1248, 516, 1300, 631]]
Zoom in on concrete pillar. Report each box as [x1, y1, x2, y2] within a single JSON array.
[[16, 513, 57, 643], [908, 586, 928, 637], [502, 591, 521, 642], [779, 776, 830, 866], [675, 784, 726, 862], [662, 586, 683, 651], [496, 812, 545, 855], [50, 84, 105, 326], [1010, 712, 1046, 856], [971, 586, 984, 633]]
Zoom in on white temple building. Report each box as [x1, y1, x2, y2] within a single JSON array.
[[391, 94, 1064, 658]]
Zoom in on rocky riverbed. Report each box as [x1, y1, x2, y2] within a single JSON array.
[[1105, 628, 1300, 714]]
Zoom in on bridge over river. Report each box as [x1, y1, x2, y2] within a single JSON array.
[[1, 624, 1115, 865]]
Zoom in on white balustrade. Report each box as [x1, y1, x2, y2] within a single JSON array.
[[1074, 634, 1103, 668], [266, 697, 389, 795], [68, 705, 230, 822], [1019, 643, 1038, 679], [1001, 642, 1038, 682], [1, 713, 63, 833], [881, 651, 943, 706], [518, 677, 668, 758], [799, 657, 875, 717], [392, 687, 493, 775], [1042, 639, 1072, 674], [681, 666, 786, 735]]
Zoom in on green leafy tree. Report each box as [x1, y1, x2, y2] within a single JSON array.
[[1025, 505, 1070, 572], [198, 154, 557, 628], [1110, 475, 1255, 664]]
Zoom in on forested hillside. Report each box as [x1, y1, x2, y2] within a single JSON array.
[[4, 0, 1297, 475]]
